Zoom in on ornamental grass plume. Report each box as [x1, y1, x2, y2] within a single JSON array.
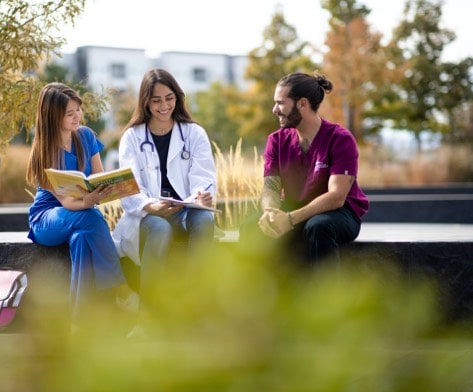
[[212, 138, 263, 230]]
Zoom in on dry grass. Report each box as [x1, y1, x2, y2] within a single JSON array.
[[358, 143, 473, 187], [1, 141, 472, 229], [0, 144, 33, 203], [213, 138, 263, 229]]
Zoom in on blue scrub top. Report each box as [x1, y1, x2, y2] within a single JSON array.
[[28, 126, 104, 231]]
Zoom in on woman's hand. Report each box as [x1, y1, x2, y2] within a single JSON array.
[[54, 184, 112, 210], [146, 201, 183, 217], [78, 184, 112, 208], [194, 191, 213, 207]]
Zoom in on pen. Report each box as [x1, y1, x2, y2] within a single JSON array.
[[184, 184, 213, 203], [203, 183, 213, 192]]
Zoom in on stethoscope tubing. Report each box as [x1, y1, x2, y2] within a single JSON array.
[[140, 122, 190, 160]]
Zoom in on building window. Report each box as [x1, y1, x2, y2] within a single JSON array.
[[110, 63, 126, 79], [192, 67, 207, 82]]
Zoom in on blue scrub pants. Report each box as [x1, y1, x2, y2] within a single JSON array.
[[29, 207, 126, 321]]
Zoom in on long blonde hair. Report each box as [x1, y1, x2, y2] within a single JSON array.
[[26, 83, 85, 189]]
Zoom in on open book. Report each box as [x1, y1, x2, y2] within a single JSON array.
[[159, 196, 221, 213], [44, 167, 140, 203]]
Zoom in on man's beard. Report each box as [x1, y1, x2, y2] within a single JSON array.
[[281, 105, 302, 129]]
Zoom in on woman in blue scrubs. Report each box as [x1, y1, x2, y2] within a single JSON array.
[[25, 83, 134, 325]]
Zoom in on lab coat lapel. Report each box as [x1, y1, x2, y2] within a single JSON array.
[[134, 124, 161, 195], [167, 123, 184, 163], [167, 123, 189, 199]]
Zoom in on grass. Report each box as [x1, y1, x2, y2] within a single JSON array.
[[0, 144, 33, 204], [213, 138, 263, 229]]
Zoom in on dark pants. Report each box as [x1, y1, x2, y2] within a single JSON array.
[[239, 205, 361, 267]]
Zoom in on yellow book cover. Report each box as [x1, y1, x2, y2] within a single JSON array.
[[44, 167, 140, 203]]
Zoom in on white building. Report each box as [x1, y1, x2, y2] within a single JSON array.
[[75, 46, 151, 94], [55, 46, 249, 131], [155, 51, 249, 93], [54, 46, 250, 169], [59, 46, 249, 95]]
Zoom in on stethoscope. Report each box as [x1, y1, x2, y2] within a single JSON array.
[[140, 122, 190, 160]]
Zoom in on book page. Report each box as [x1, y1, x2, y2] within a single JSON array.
[[87, 167, 134, 182], [159, 196, 221, 213], [86, 167, 140, 203], [44, 168, 89, 198]]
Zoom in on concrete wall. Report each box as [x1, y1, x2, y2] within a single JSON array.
[[363, 185, 473, 224]]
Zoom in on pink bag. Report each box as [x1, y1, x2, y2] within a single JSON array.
[[0, 269, 28, 328]]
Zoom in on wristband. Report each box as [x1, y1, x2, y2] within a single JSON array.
[[287, 212, 295, 229]]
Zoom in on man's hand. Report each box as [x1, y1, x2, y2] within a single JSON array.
[[258, 207, 293, 238]]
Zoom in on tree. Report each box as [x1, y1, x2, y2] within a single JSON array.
[[192, 81, 242, 150], [321, 0, 388, 141], [37, 61, 107, 135], [435, 59, 473, 144], [240, 7, 317, 147], [0, 0, 108, 158], [378, 0, 473, 150]]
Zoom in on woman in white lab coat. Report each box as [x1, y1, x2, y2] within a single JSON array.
[[112, 69, 217, 336]]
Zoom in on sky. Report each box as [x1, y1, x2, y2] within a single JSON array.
[[58, 0, 472, 61]]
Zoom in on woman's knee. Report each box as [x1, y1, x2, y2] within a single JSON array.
[[76, 208, 109, 231], [188, 210, 214, 230], [141, 215, 172, 236], [140, 216, 173, 255]]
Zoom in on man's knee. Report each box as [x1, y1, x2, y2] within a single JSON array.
[[303, 215, 336, 239]]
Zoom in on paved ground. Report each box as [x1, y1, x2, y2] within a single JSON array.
[[2, 222, 473, 244]]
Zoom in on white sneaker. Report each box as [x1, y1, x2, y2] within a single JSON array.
[[116, 291, 139, 314]]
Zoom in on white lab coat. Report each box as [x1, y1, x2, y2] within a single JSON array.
[[112, 122, 217, 265]]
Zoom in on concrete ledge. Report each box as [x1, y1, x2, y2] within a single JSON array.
[[2, 225, 473, 328], [4, 223, 473, 242], [0, 204, 29, 231], [0, 241, 70, 275], [342, 241, 473, 321]]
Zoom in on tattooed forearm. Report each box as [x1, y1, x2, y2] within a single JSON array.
[[265, 176, 282, 193], [261, 176, 282, 209]]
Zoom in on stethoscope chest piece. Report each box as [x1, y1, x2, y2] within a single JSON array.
[[181, 150, 190, 160]]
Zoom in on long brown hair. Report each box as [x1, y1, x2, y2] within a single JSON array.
[[123, 68, 194, 133], [26, 83, 85, 189]]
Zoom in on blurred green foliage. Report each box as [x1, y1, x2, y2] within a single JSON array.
[[3, 245, 473, 391]]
